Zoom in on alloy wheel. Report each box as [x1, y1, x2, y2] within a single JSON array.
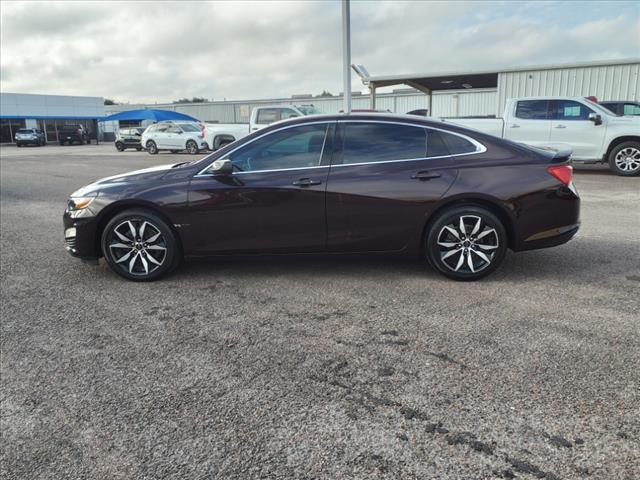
[[187, 141, 198, 155], [614, 147, 640, 173], [108, 220, 167, 276], [436, 215, 499, 274]]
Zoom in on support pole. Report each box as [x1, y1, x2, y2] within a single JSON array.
[[342, 0, 351, 114], [370, 83, 376, 110]]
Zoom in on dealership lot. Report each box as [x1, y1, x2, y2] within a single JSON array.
[[1, 144, 638, 479]]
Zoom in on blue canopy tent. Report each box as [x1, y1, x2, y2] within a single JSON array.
[[101, 109, 199, 122]]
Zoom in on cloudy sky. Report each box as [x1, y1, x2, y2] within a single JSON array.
[[1, 1, 638, 103]]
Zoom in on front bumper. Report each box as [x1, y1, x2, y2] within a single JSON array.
[[63, 209, 100, 260]]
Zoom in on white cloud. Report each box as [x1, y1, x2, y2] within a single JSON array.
[[1, 1, 638, 102]]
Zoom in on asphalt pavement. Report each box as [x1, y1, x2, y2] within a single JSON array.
[[1, 144, 639, 479]]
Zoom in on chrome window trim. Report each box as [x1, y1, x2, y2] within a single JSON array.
[[196, 118, 486, 177]]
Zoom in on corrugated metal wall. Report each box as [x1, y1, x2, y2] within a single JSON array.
[[105, 61, 640, 121], [498, 62, 640, 114]]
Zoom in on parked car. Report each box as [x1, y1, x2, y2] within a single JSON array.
[[599, 100, 640, 117], [204, 104, 322, 150], [15, 128, 46, 146], [58, 125, 90, 145], [141, 122, 209, 155], [63, 113, 580, 282], [115, 127, 145, 151], [442, 96, 640, 176]]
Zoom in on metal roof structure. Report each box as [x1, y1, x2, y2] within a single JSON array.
[[101, 109, 199, 122]]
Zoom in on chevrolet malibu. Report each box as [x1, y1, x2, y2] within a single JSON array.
[[63, 114, 580, 281]]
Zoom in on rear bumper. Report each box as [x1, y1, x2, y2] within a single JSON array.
[[516, 223, 580, 251]]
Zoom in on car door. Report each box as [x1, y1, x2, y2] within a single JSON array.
[[549, 99, 604, 159], [186, 122, 333, 255], [504, 99, 552, 148], [164, 125, 183, 149], [325, 121, 459, 252]]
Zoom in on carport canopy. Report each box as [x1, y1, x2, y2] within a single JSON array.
[[353, 64, 500, 112], [101, 109, 199, 122]]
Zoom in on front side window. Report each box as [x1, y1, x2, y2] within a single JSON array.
[[554, 100, 594, 120], [228, 124, 328, 172], [166, 126, 182, 134], [515, 100, 550, 120], [341, 123, 426, 165], [280, 109, 300, 120], [256, 108, 279, 125]]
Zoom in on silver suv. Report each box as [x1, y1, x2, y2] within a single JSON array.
[[141, 122, 209, 155], [15, 128, 46, 147]]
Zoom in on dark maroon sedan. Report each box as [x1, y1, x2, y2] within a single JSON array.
[[63, 114, 580, 281]]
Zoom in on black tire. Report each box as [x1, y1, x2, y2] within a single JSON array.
[[425, 205, 507, 281], [608, 141, 640, 177], [59, 141, 65, 146], [146, 140, 158, 155], [16, 143, 21, 147], [101, 209, 180, 281], [136, 147, 142, 151], [186, 140, 199, 155], [115, 141, 125, 152], [87, 138, 91, 145]]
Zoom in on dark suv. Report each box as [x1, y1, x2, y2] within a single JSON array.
[[15, 128, 46, 147], [58, 125, 90, 145], [115, 127, 145, 151]]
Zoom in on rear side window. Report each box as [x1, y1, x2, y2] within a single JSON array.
[[256, 108, 280, 124], [623, 103, 640, 115], [554, 100, 594, 120], [425, 129, 450, 157], [515, 100, 550, 120], [439, 131, 478, 155], [341, 123, 426, 164]]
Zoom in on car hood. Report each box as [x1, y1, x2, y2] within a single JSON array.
[[607, 115, 640, 126], [71, 164, 175, 197]]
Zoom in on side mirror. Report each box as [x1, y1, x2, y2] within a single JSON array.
[[588, 113, 602, 125], [210, 159, 233, 175]]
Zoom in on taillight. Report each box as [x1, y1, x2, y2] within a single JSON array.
[[547, 165, 573, 186], [199, 127, 205, 139]]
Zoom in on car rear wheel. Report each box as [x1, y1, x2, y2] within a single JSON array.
[[115, 141, 125, 152], [146, 140, 158, 155], [101, 210, 179, 281], [608, 141, 640, 177], [186, 140, 199, 155], [426, 205, 507, 281]]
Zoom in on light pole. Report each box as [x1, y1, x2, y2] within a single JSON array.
[[342, 0, 351, 114]]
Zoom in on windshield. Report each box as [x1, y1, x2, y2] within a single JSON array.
[[16, 129, 33, 134], [178, 124, 200, 132], [297, 106, 322, 115], [583, 98, 616, 117]]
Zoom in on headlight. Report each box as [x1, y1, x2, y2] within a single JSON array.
[[68, 195, 96, 210]]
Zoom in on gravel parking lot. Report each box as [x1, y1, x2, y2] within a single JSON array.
[[1, 144, 639, 479]]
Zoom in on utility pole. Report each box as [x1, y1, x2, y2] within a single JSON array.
[[342, 0, 351, 114]]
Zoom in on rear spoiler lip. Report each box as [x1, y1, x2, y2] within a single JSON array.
[[528, 145, 573, 164]]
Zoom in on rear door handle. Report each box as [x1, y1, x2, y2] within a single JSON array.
[[509, 124, 520, 128], [554, 124, 567, 129], [292, 178, 322, 186], [411, 171, 441, 181]]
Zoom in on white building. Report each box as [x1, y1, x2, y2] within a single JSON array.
[[0, 93, 104, 143], [106, 58, 640, 123]]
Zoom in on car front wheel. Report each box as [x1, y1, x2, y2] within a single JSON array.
[[101, 209, 179, 281], [426, 205, 507, 281], [115, 141, 125, 152], [608, 141, 640, 176], [146, 140, 158, 154]]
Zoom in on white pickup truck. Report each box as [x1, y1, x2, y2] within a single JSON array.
[[443, 96, 640, 176], [203, 104, 322, 150]]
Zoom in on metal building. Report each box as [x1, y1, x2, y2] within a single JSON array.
[[0, 93, 104, 143], [104, 58, 640, 124]]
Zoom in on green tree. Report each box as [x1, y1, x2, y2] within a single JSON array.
[[103, 98, 117, 105], [316, 90, 333, 97]]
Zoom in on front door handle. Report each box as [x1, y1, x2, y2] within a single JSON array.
[[411, 171, 441, 181], [554, 124, 567, 129], [509, 124, 520, 128], [292, 178, 322, 186]]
